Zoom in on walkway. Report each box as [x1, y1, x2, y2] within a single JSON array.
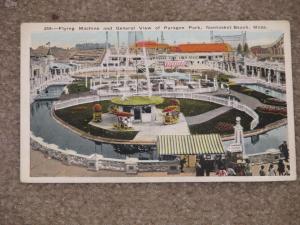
[[229, 90, 263, 109], [89, 110, 190, 143], [185, 106, 231, 125], [184, 88, 265, 126], [206, 88, 264, 110]]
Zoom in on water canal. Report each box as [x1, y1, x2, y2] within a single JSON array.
[[30, 85, 287, 159], [242, 84, 286, 100]]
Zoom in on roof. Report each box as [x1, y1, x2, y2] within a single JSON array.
[[170, 43, 232, 53], [157, 134, 225, 155], [132, 41, 232, 52], [134, 41, 170, 49]]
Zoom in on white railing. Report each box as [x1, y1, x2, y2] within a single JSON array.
[[94, 86, 218, 97], [30, 76, 73, 104], [30, 133, 179, 173], [54, 95, 112, 110], [53, 91, 259, 130]]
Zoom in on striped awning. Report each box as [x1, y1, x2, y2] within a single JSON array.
[[157, 134, 225, 155]]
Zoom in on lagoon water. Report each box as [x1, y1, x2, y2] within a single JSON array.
[[242, 84, 286, 100], [30, 85, 287, 159]]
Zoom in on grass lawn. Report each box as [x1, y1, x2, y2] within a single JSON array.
[[55, 100, 138, 140], [55, 100, 111, 133], [67, 79, 90, 94], [156, 98, 222, 117], [229, 84, 286, 107]]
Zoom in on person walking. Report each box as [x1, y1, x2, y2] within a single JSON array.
[[180, 157, 186, 173], [259, 165, 266, 176], [279, 141, 289, 162], [216, 166, 228, 176], [284, 165, 290, 176], [244, 159, 252, 176], [268, 164, 276, 176], [227, 162, 236, 176], [195, 160, 201, 177], [277, 159, 285, 176]]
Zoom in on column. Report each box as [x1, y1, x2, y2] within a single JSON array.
[[267, 69, 271, 83], [234, 117, 246, 159], [251, 66, 255, 78], [257, 68, 261, 79], [244, 64, 247, 76], [213, 77, 218, 88], [85, 74, 88, 88], [276, 71, 281, 85], [236, 63, 240, 75]]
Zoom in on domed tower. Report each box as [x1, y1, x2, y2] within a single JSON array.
[[93, 104, 102, 122], [46, 46, 55, 63]]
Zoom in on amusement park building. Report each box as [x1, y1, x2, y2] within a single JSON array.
[[250, 34, 284, 61], [107, 41, 235, 69]]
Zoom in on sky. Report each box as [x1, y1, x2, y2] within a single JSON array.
[[31, 30, 283, 49]]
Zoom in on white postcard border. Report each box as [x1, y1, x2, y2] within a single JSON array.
[[21, 21, 297, 183]]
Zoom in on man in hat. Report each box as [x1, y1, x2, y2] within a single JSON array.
[[279, 141, 289, 162]]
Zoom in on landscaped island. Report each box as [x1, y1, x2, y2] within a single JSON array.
[[54, 95, 286, 142]]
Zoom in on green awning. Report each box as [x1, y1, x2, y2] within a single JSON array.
[[157, 134, 225, 155]]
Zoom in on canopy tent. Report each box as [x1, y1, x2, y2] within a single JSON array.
[[157, 134, 225, 155]]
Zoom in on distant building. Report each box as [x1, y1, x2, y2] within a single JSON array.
[[30, 48, 77, 92], [105, 41, 233, 70], [130, 41, 170, 54], [212, 31, 247, 49], [75, 43, 110, 50], [250, 34, 284, 61]]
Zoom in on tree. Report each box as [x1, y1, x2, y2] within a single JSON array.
[[237, 43, 242, 55], [243, 43, 250, 55]]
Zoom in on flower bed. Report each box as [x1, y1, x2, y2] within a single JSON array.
[[215, 122, 234, 133], [256, 106, 287, 116], [55, 100, 111, 133], [189, 109, 252, 135]]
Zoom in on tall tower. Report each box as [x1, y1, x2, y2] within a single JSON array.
[[128, 31, 143, 47], [105, 31, 109, 49], [242, 31, 247, 47], [160, 31, 165, 43], [210, 31, 214, 43]]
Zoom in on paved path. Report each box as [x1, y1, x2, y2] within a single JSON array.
[[185, 88, 266, 126], [228, 90, 264, 109], [185, 106, 231, 125], [207, 89, 264, 109]]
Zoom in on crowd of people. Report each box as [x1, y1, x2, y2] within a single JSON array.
[[259, 160, 290, 176], [181, 140, 291, 177]]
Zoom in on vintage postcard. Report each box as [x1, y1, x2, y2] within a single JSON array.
[[21, 21, 296, 183]]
